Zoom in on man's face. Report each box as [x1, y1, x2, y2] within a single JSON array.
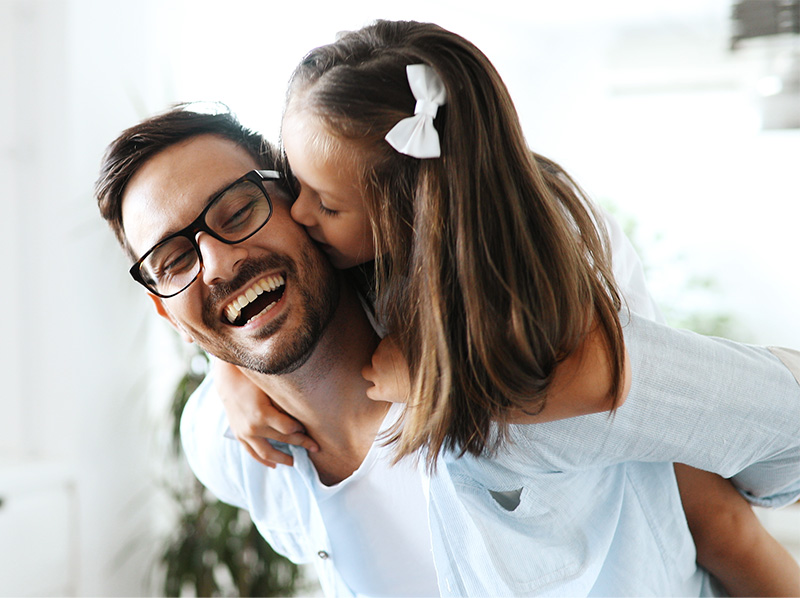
[[121, 134, 339, 375]]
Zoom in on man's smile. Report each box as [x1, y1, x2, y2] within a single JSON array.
[[223, 273, 286, 326]]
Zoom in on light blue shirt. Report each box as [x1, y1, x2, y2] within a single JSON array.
[[427, 312, 800, 595]]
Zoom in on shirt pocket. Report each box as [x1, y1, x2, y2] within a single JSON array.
[[452, 474, 592, 595]]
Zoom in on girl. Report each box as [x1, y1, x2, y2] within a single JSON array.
[[214, 20, 800, 596]]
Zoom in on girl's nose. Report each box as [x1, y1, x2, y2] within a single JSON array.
[[290, 190, 318, 228]]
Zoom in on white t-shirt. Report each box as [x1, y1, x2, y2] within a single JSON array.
[[313, 404, 437, 596]]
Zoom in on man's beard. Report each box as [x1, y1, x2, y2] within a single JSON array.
[[195, 250, 340, 376]]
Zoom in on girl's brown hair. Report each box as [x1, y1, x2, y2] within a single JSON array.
[[286, 20, 624, 467]]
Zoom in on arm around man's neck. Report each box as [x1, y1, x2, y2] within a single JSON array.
[[243, 284, 389, 484]]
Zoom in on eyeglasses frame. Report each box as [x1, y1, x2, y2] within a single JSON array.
[[129, 169, 281, 298]]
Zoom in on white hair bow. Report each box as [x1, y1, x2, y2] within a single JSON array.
[[384, 64, 447, 159]]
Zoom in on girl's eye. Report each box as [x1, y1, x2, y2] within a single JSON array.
[[318, 201, 339, 217]]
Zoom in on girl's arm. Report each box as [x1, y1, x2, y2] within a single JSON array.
[[674, 463, 800, 597], [214, 359, 319, 467], [362, 326, 631, 421]]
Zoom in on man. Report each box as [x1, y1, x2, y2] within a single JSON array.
[[96, 107, 438, 596], [96, 106, 721, 596]]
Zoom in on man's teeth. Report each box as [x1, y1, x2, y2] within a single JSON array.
[[224, 275, 285, 324]]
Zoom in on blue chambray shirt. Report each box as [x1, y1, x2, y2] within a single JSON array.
[[426, 312, 800, 595]]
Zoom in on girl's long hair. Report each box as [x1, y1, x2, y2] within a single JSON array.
[[286, 20, 624, 468]]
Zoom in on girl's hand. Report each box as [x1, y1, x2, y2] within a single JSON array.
[[361, 335, 411, 403], [214, 360, 319, 467]]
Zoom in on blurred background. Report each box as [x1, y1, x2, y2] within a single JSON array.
[[1, 0, 798, 595]]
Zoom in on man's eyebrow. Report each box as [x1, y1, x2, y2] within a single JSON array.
[[204, 176, 241, 207], [150, 174, 244, 245]]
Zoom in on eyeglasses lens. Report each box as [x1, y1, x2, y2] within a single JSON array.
[[206, 180, 272, 242], [140, 236, 200, 297]]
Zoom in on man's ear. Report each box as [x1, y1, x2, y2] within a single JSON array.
[[148, 294, 195, 344]]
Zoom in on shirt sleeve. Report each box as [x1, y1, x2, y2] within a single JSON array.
[[511, 314, 800, 508], [180, 373, 250, 510]]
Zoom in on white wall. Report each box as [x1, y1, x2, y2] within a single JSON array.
[[1, 0, 176, 594], [160, 0, 800, 347], [0, 0, 797, 594]]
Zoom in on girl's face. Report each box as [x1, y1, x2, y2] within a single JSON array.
[[282, 110, 375, 270]]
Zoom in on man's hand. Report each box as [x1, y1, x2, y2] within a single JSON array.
[[361, 334, 411, 403], [214, 360, 319, 467]]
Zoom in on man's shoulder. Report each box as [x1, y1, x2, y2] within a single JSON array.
[[180, 374, 229, 456], [179, 376, 327, 556], [179, 374, 313, 508]]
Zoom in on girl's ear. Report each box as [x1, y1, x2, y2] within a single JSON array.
[[148, 293, 195, 344]]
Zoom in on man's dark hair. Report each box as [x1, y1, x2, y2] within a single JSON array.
[[95, 103, 277, 260]]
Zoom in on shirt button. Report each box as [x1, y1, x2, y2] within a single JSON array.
[[317, 550, 330, 560]]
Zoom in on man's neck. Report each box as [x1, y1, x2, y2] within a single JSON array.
[[243, 286, 390, 485]]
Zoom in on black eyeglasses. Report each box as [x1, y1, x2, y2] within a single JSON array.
[[130, 169, 280, 298]]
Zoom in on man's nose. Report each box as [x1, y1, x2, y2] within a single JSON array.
[[290, 191, 317, 227], [196, 232, 247, 285]]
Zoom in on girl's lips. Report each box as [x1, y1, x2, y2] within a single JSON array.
[[312, 236, 336, 254], [308, 233, 329, 248]]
